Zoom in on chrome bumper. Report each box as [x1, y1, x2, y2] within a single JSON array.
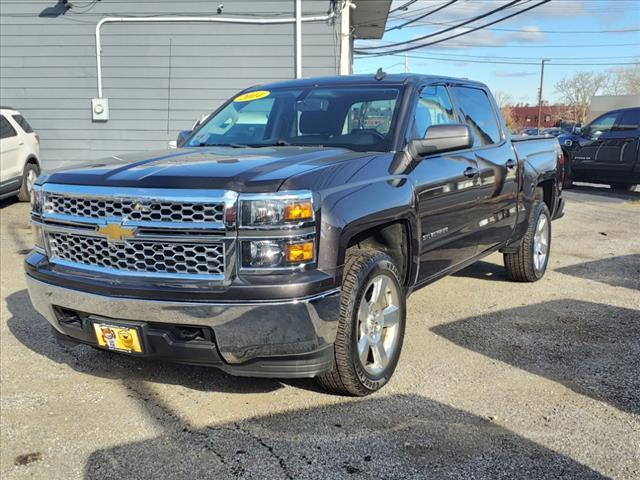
[[26, 275, 340, 364]]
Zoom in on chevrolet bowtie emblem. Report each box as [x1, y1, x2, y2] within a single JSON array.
[[97, 222, 137, 242]]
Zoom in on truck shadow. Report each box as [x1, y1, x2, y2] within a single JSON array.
[[5, 289, 285, 394], [81, 391, 607, 479], [452, 260, 509, 282], [556, 254, 640, 290], [432, 299, 640, 415]]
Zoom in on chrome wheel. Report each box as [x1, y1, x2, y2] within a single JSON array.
[[26, 168, 37, 194], [533, 213, 549, 274], [356, 274, 401, 376]]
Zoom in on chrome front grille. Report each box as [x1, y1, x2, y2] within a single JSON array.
[[48, 232, 225, 276], [45, 194, 224, 223], [39, 185, 237, 282]]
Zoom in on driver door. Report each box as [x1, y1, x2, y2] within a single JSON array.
[[572, 111, 620, 175], [409, 85, 481, 283]]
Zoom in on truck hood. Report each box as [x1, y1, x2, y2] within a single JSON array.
[[43, 147, 371, 192]]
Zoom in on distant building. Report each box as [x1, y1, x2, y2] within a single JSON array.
[[509, 105, 573, 131], [588, 94, 640, 122]]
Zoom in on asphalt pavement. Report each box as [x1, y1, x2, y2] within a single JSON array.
[[1, 184, 639, 479]]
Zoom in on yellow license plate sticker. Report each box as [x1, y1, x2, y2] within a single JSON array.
[[93, 323, 143, 353]]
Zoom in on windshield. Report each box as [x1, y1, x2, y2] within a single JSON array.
[[186, 86, 402, 152]]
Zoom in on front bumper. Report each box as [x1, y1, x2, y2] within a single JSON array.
[[25, 272, 341, 378]]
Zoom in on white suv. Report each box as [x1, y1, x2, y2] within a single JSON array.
[[1, 107, 41, 201]]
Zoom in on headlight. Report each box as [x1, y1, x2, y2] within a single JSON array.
[[30, 184, 44, 216], [239, 191, 314, 227], [241, 238, 315, 270]]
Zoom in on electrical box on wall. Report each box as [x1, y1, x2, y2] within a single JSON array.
[[91, 98, 109, 121]]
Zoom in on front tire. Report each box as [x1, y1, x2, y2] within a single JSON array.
[[317, 249, 406, 396], [504, 201, 551, 282], [17, 162, 40, 202]]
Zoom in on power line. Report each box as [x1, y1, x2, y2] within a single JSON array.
[[354, 52, 640, 66], [356, 0, 552, 56], [389, 0, 420, 14], [386, 0, 459, 32], [358, 0, 522, 50], [389, 20, 640, 34], [356, 40, 640, 49]]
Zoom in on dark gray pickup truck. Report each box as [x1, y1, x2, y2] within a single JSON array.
[[25, 74, 564, 395]]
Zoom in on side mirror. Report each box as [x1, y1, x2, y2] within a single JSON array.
[[407, 124, 473, 159], [572, 126, 582, 135], [176, 130, 192, 148]]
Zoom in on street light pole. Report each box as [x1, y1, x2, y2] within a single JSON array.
[[537, 59, 550, 134]]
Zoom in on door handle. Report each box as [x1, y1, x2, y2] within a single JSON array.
[[505, 159, 517, 169], [18, 142, 24, 146], [463, 166, 479, 178]]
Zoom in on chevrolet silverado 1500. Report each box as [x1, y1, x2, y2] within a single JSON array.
[[25, 74, 564, 395]]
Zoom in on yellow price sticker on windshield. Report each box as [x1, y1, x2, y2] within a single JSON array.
[[234, 90, 270, 102]]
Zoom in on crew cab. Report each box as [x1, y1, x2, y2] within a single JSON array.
[[560, 107, 640, 191], [25, 74, 564, 396]]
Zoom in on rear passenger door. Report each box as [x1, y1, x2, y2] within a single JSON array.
[[0, 115, 21, 183], [410, 84, 481, 283], [449, 85, 518, 254]]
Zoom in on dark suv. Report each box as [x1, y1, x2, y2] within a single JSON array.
[[560, 107, 640, 191]]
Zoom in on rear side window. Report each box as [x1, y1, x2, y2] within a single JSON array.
[[12, 114, 33, 133], [0, 115, 17, 139], [613, 109, 640, 132], [342, 98, 397, 135], [451, 87, 502, 146], [411, 85, 457, 139]]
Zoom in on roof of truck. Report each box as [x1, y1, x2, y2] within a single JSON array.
[[246, 73, 488, 91]]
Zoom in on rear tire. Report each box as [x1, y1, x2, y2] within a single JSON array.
[[17, 161, 40, 202], [317, 249, 406, 396], [504, 201, 551, 282]]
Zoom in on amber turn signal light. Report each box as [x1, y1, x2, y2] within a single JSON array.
[[284, 200, 313, 222], [285, 241, 314, 262]]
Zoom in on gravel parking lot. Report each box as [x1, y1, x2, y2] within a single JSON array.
[[1, 185, 639, 480]]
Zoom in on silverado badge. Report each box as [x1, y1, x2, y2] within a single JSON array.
[[96, 222, 137, 242]]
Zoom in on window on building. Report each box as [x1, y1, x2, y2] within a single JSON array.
[[544, 114, 551, 122], [451, 86, 502, 146]]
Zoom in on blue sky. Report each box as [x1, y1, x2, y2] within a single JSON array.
[[353, 0, 640, 104]]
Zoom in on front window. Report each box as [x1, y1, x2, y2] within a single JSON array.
[[187, 86, 402, 152], [584, 112, 618, 138]]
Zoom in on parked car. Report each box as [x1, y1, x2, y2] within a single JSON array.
[[0, 107, 41, 201], [25, 74, 564, 396], [559, 107, 640, 191], [541, 127, 562, 137], [520, 127, 539, 136]]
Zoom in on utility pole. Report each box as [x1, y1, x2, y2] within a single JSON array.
[[403, 53, 409, 73], [537, 59, 550, 134], [339, 0, 352, 75]]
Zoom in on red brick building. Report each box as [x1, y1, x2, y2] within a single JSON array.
[[508, 105, 573, 131]]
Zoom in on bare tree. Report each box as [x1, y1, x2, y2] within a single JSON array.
[[554, 71, 608, 124], [493, 91, 513, 109], [606, 66, 640, 95]]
